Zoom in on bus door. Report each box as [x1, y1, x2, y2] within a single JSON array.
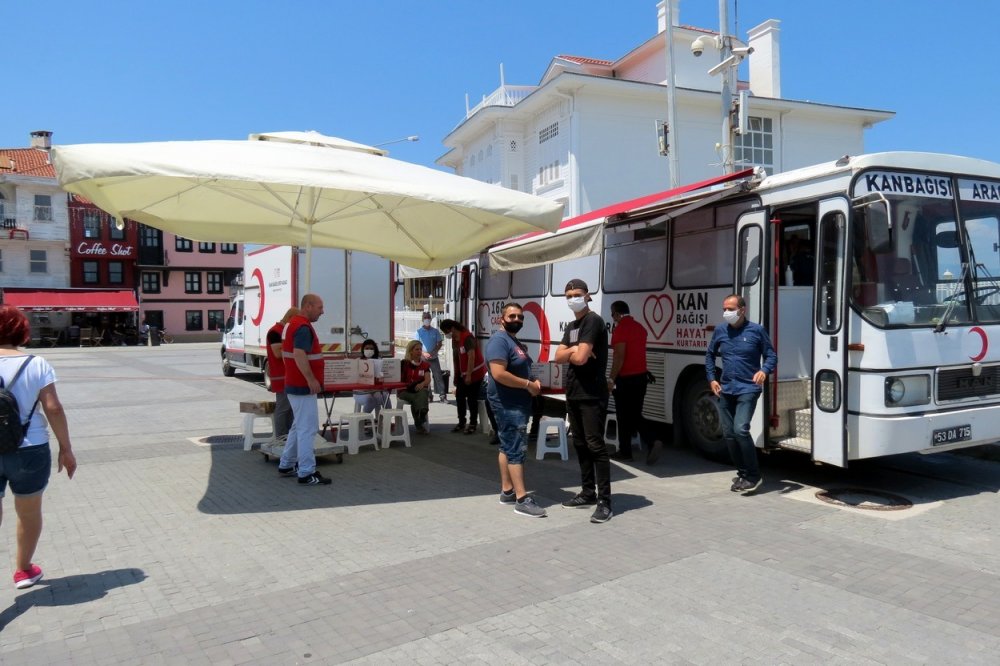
[[811, 198, 850, 467], [736, 210, 768, 448], [459, 261, 478, 334]]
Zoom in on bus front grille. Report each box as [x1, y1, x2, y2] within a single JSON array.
[[937, 366, 1000, 401]]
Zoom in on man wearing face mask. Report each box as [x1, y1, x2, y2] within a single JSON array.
[[413, 313, 447, 402], [485, 302, 546, 517], [705, 294, 777, 495], [555, 279, 612, 524]]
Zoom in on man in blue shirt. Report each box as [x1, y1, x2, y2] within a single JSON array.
[[704, 294, 777, 495], [413, 313, 447, 402]]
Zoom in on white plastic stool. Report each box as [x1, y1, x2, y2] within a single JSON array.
[[604, 412, 620, 453], [379, 409, 412, 449], [337, 412, 379, 454], [478, 401, 494, 435], [242, 413, 275, 451], [535, 416, 569, 460]]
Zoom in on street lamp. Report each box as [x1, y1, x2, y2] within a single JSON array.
[[373, 135, 419, 148]]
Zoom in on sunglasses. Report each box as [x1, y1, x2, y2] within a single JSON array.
[[505, 314, 524, 320]]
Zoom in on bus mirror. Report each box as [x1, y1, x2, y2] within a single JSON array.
[[865, 202, 892, 254], [935, 230, 959, 248]]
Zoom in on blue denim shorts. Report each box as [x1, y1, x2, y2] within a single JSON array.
[[0, 444, 52, 498], [488, 397, 530, 465]]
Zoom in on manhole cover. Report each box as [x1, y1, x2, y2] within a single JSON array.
[[815, 488, 912, 511]]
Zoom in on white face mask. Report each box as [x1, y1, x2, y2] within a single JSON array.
[[722, 309, 741, 325], [422, 319, 431, 327], [567, 296, 587, 313], [363, 348, 375, 358]]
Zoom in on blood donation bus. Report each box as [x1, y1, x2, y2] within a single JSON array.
[[445, 152, 1000, 466]]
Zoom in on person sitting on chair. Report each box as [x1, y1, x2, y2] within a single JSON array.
[[397, 340, 432, 435], [353, 339, 388, 419]]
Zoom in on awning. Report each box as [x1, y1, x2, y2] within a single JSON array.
[[489, 168, 757, 271], [2, 288, 139, 312]]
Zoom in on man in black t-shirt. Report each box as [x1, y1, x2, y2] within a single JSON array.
[[554, 279, 612, 524]]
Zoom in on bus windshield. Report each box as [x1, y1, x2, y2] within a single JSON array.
[[850, 173, 1000, 328]]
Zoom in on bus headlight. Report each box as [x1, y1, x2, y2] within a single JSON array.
[[884, 375, 930, 407]]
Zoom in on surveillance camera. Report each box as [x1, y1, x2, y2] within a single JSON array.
[[691, 35, 714, 58]]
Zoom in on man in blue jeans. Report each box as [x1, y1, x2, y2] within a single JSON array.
[[704, 294, 777, 495]]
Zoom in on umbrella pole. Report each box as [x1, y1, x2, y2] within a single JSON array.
[[304, 222, 313, 292]]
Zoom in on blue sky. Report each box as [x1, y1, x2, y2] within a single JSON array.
[[4, 0, 996, 171]]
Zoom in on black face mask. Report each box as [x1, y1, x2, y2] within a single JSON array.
[[503, 321, 523, 334]]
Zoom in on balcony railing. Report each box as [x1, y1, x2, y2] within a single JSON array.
[[466, 85, 536, 119]]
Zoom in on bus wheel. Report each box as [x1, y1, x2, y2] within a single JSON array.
[[262, 360, 272, 391], [222, 355, 236, 377], [680, 378, 728, 462]]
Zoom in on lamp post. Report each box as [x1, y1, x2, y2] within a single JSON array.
[[373, 135, 419, 148]]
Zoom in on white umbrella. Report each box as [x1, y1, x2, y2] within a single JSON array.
[[51, 133, 564, 278]]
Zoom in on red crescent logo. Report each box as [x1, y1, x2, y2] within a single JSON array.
[[522, 301, 551, 362], [969, 326, 988, 362], [250, 268, 266, 326]]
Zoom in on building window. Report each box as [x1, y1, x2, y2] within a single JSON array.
[[220, 243, 238, 254], [198, 242, 216, 253], [34, 195, 53, 221], [175, 237, 193, 252], [142, 271, 161, 293], [207, 309, 225, 331], [734, 116, 774, 171], [0, 248, 3, 272], [83, 261, 99, 284], [207, 271, 224, 294], [29, 249, 47, 273], [83, 210, 101, 238], [184, 271, 202, 293], [509, 174, 518, 191], [185, 310, 203, 331], [109, 218, 125, 240], [108, 261, 124, 285], [140, 226, 160, 248], [538, 122, 559, 143], [538, 161, 560, 187]]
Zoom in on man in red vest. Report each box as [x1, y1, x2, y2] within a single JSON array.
[[266, 307, 299, 440], [277, 294, 331, 486]]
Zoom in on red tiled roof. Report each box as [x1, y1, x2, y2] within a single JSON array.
[[556, 55, 613, 67], [0, 148, 56, 178]]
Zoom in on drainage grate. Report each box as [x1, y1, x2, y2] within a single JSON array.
[[192, 435, 245, 449], [815, 488, 912, 511]]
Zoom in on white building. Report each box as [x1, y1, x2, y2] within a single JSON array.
[[0, 131, 71, 288], [437, 1, 894, 218]]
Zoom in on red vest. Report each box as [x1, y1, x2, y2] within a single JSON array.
[[266, 321, 286, 393], [281, 315, 323, 389], [453, 329, 487, 382]]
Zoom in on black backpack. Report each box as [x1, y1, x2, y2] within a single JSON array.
[[0, 356, 39, 454]]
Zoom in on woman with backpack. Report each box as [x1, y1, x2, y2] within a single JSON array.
[[0, 305, 76, 589]]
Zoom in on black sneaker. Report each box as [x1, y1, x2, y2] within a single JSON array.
[[514, 496, 547, 518], [498, 489, 516, 505], [740, 477, 763, 495], [278, 465, 297, 477], [298, 471, 332, 486], [590, 501, 613, 524], [562, 494, 598, 508], [730, 476, 745, 492]]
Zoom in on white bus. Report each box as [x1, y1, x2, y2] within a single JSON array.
[[446, 153, 1000, 467]]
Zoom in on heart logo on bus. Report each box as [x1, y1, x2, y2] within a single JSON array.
[[478, 302, 492, 332], [643, 294, 674, 340]]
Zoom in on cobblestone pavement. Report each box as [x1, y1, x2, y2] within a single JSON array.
[[1, 344, 999, 664]]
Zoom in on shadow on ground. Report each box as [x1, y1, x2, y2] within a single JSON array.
[[0, 568, 146, 632]]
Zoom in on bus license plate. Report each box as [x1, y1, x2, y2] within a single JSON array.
[[932, 425, 971, 446]]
